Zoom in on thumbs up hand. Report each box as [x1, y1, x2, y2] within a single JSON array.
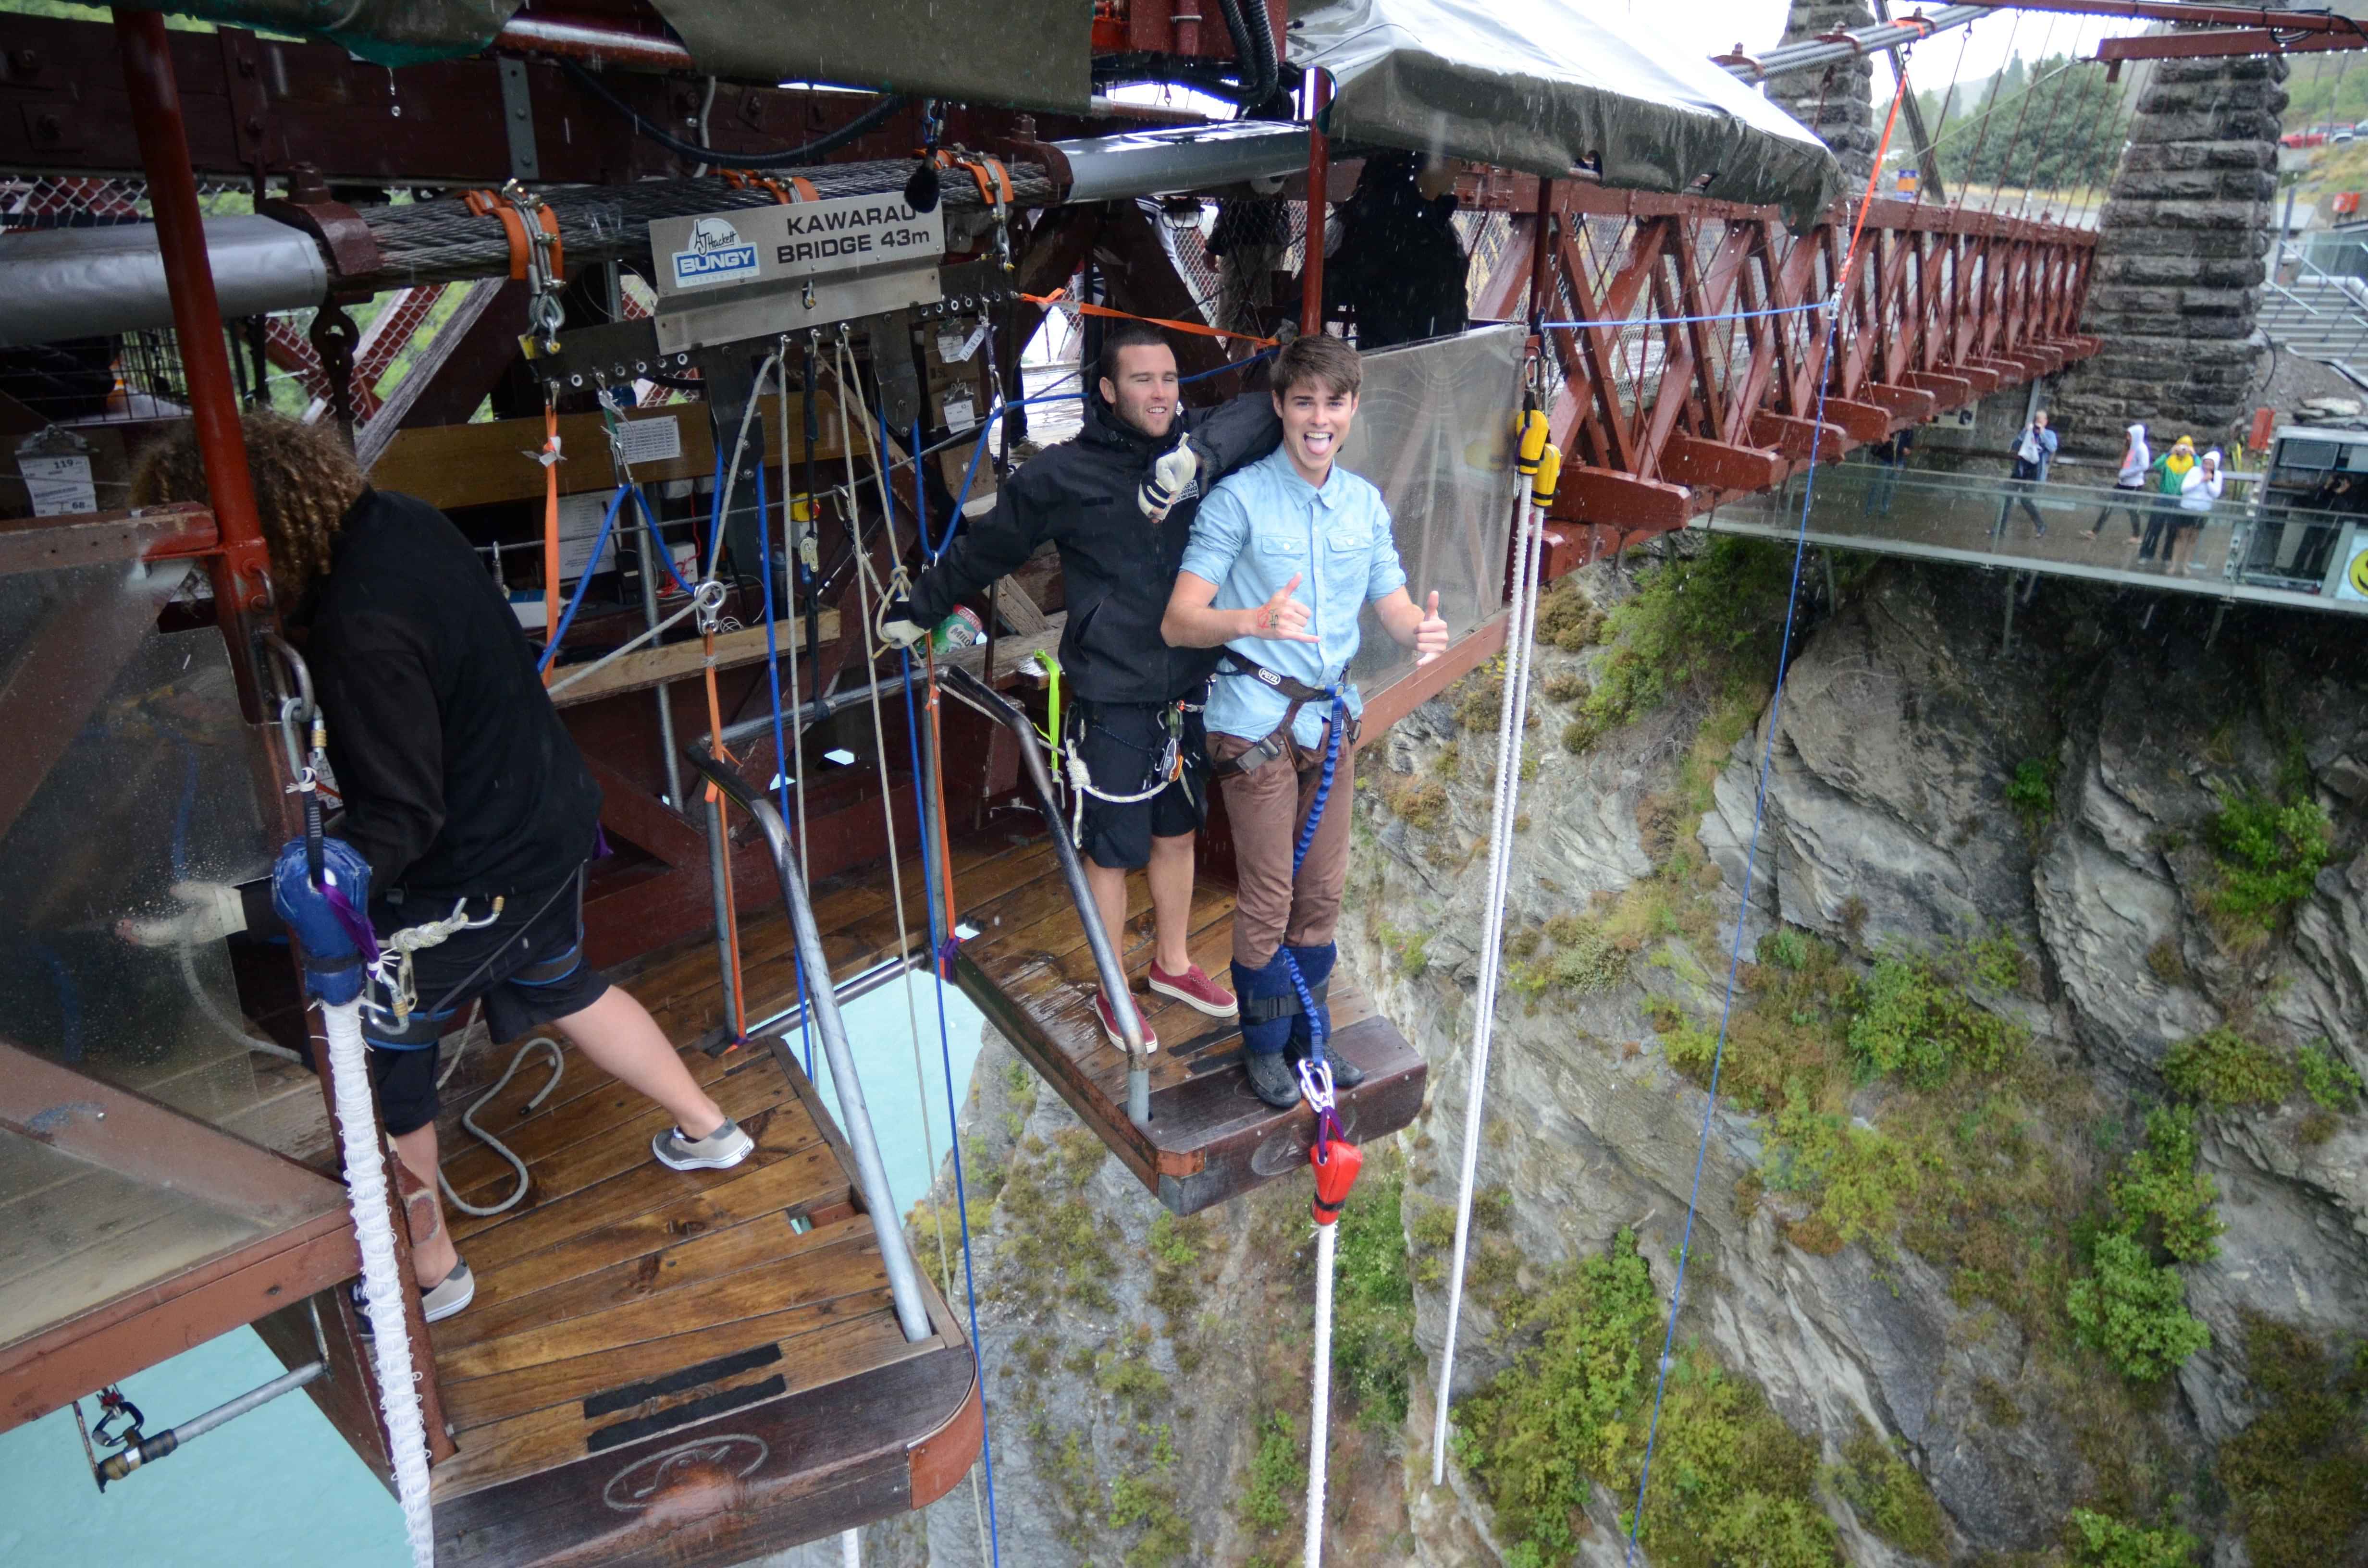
[[1413, 590, 1449, 666]]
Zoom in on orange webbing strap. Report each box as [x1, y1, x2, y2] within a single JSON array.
[[539, 402, 561, 684], [463, 189, 565, 282], [702, 639, 750, 1041], [721, 171, 820, 204], [935, 150, 1013, 209], [1022, 287, 1280, 349]]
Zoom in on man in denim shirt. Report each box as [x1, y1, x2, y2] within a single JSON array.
[[1164, 335, 1447, 1106]]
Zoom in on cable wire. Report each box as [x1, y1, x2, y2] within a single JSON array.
[[558, 59, 904, 169]]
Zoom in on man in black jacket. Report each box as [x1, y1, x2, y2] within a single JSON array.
[[134, 413, 749, 1326], [883, 322, 1280, 1049]]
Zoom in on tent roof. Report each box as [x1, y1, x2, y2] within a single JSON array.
[[1289, 0, 1842, 228]]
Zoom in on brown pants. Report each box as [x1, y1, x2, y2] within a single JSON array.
[[1210, 725, 1356, 968]]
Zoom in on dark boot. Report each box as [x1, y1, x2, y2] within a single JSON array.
[[1282, 943, 1364, 1088], [1233, 954, 1302, 1109]]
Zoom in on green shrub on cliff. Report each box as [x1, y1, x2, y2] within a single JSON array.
[[1581, 537, 1793, 734], [1847, 950, 2025, 1089], [2065, 1508, 2200, 1568], [2216, 1317, 2368, 1568], [2203, 787, 2330, 943], [2108, 1107, 2224, 1265], [1454, 1232, 1840, 1568], [1329, 1155, 1419, 1428], [2161, 1027, 2290, 1111], [1831, 1418, 1948, 1558], [2066, 1230, 2209, 1382]]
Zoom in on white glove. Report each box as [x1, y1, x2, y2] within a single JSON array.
[[1139, 437, 1203, 521], [119, 880, 248, 947], [878, 597, 929, 650]]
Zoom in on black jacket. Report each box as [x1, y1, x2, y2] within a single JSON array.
[[908, 388, 1281, 705], [300, 489, 603, 903]]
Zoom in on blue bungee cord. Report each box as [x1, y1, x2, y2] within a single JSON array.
[[1279, 691, 1348, 1053], [894, 416, 1005, 1568], [1620, 295, 1839, 1565]]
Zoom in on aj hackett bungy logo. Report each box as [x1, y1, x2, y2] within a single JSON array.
[[670, 216, 759, 290]]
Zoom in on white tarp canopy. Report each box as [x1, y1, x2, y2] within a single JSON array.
[[1288, 0, 1843, 228]]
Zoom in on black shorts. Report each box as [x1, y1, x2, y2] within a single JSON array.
[[364, 866, 608, 1136], [1069, 700, 1208, 871]]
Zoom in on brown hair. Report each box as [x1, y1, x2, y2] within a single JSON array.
[[132, 411, 365, 596], [1271, 333, 1361, 400], [1098, 319, 1175, 386]]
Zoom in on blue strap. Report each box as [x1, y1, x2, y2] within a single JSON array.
[[754, 463, 815, 1075], [1278, 691, 1346, 1051]]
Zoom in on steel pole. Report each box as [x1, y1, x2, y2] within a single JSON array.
[[113, 7, 273, 699], [1301, 69, 1331, 339]]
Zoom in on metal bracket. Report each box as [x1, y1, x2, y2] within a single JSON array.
[[520, 317, 690, 394], [498, 58, 540, 182]]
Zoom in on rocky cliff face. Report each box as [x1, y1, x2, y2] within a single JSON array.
[[837, 546, 2366, 1568]]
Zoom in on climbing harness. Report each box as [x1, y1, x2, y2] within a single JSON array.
[[1059, 696, 1198, 850], [1207, 649, 1357, 779]]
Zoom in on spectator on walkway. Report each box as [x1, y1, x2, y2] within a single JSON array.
[[1863, 423, 1914, 516], [2294, 469, 2364, 583], [1996, 408, 2058, 537], [2138, 434, 2198, 563], [2170, 447, 2224, 572], [2083, 422, 2151, 542]]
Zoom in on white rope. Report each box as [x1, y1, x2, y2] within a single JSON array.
[[824, 338, 994, 1566], [776, 348, 814, 890], [436, 1035, 565, 1218], [1428, 490, 1549, 1485], [840, 1528, 862, 1567], [704, 355, 783, 583], [321, 998, 437, 1568], [1305, 1216, 1338, 1568]]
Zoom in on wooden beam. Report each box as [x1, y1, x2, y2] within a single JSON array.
[[1861, 383, 1939, 424], [550, 612, 842, 709], [369, 392, 848, 513], [1354, 613, 1509, 743], [1816, 398, 1893, 445], [1903, 370, 1974, 409], [1552, 466, 1691, 533], [1750, 412, 1847, 462], [1662, 435, 1785, 492]]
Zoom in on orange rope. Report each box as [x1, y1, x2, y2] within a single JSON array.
[[1841, 52, 1915, 286], [702, 640, 750, 1042], [1023, 288, 1280, 349], [539, 402, 561, 685]]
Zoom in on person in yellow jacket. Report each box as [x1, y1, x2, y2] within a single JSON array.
[[2138, 435, 2197, 564]]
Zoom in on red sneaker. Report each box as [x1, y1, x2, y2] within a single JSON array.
[[1094, 991, 1159, 1054], [1147, 960, 1238, 1018]]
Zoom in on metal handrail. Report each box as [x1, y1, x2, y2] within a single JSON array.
[[934, 661, 1155, 1130], [684, 747, 936, 1344]]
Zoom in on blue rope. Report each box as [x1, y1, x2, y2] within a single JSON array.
[[630, 486, 699, 598], [536, 485, 631, 676], [1620, 287, 1836, 1568], [898, 649, 1003, 1567], [1277, 692, 1347, 1051], [754, 462, 816, 1076]]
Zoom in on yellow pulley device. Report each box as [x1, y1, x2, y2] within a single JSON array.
[[1529, 442, 1562, 511], [1515, 408, 1551, 479]]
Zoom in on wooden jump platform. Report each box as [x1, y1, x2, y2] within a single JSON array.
[[945, 835, 1429, 1215]]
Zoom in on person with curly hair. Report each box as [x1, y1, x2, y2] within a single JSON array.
[[134, 414, 748, 1327]]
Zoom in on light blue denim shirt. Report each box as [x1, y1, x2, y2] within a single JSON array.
[[1178, 446, 1408, 747]]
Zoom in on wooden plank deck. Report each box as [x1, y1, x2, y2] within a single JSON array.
[[412, 895, 984, 1566], [943, 834, 1429, 1215]]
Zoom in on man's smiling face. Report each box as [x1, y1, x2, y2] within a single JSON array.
[[1274, 377, 1357, 484]]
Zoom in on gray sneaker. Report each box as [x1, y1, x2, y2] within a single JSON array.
[[355, 1259, 474, 1333], [654, 1116, 754, 1171]]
